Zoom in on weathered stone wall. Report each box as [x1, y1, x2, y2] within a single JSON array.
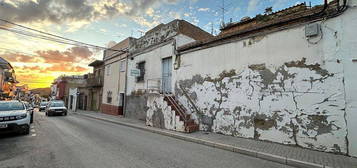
[[146, 93, 185, 132]]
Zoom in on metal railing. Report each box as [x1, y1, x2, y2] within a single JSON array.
[[146, 78, 189, 122], [164, 95, 189, 122], [146, 78, 162, 93], [178, 84, 202, 115]]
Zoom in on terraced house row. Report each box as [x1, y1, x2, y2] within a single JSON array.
[[55, 0, 357, 158]]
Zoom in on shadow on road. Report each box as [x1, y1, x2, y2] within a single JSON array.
[[0, 132, 27, 139]]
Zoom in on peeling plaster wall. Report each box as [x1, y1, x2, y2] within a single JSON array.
[[175, 7, 357, 155], [127, 35, 195, 95], [146, 93, 185, 132], [339, 2, 357, 157], [125, 27, 195, 120]]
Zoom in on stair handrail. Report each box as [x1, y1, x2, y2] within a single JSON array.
[[166, 95, 189, 122], [178, 84, 201, 115]]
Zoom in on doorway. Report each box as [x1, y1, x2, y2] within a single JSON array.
[[162, 57, 172, 94]]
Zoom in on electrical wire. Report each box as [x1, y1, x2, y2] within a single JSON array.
[[0, 18, 126, 53], [0, 26, 101, 48]]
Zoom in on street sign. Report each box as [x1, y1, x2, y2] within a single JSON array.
[[130, 69, 140, 77]]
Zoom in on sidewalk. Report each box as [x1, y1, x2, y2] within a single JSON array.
[[72, 110, 357, 168]]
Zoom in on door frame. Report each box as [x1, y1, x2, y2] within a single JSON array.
[[161, 57, 173, 94]]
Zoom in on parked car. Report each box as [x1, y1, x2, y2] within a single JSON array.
[[0, 101, 31, 135], [23, 102, 34, 124], [39, 102, 48, 111], [46, 101, 67, 116]]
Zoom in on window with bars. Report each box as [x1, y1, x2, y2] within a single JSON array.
[[107, 91, 112, 104], [136, 61, 145, 82], [106, 65, 111, 76], [120, 60, 126, 72]]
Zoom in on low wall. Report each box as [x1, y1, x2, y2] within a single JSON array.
[[146, 93, 185, 132], [101, 104, 123, 116]]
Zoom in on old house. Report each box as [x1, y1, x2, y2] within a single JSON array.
[[85, 60, 104, 111], [0, 57, 17, 99], [101, 38, 135, 116], [71, 60, 104, 112], [126, 20, 212, 129], [160, 0, 357, 157], [52, 75, 86, 106]]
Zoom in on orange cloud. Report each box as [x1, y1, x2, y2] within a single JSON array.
[[1, 46, 93, 64], [2, 46, 94, 89], [0, 53, 38, 63], [44, 63, 88, 72], [36, 46, 93, 63], [13, 64, 89, 89]]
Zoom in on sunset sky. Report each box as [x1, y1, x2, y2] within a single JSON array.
[[0, 0, 322, 89]]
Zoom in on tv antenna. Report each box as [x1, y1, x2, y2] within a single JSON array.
[[218, 0, 232, 28], [138, 30, 145, 37]]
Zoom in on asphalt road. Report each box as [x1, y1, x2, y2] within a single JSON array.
[[0, 111, 293, 168]]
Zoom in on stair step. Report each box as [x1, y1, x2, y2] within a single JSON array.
[[185, 124, 199, 133]]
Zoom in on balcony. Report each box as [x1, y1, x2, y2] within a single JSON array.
[[4, 71, 17, 83], [86, 74, 103, 87]]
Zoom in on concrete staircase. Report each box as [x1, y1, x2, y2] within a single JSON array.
[[163, 95, 199, 133]]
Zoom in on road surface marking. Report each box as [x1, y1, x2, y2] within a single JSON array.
[[31, 134, 37, 137]]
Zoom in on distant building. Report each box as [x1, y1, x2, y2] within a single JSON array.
[[51, 75, 86, 106], [15, 84, 30, 100], [0, 57, 18, 99], [76, 60, 104, 111]]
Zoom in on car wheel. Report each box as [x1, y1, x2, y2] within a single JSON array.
[[21, 125, 30, 135], [30, 113, 34, 123], [62, 112, 67, 116]]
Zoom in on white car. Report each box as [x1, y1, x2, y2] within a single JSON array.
[[46, 101, 67, 116], [0, 101, 31, 135], [39, 101, 48, 111]]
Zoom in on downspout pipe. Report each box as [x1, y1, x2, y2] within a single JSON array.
[[123, 47, 130, 117]]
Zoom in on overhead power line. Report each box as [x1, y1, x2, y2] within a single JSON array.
[[0, 18, 126, 53]]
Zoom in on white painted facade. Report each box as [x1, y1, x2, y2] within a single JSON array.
[[102, 38, 131, 110], [127, 34, 196, 95], [174, 2, 357, 156], [68, 88, 78, 111]]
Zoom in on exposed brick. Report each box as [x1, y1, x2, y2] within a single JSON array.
[[101, 104, 123, 116]]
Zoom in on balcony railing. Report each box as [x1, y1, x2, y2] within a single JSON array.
[[86, 76, 103, 87]]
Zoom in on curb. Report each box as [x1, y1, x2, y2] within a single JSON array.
[[74, 112, 326, 168]]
